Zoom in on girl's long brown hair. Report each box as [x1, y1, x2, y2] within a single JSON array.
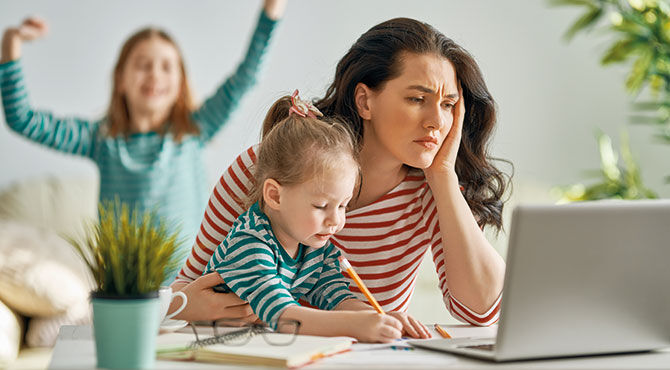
[[314, 18, 511, 231], [107, 28, 197, 141]]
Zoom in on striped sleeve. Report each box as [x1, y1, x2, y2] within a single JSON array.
[[192, 11, 279, 142], [303, 244, 357, 311], [174, 146, 258, 283], [0, 60, 96, 157], [207, 233, 299, 328], [427, 194, 501, 326]]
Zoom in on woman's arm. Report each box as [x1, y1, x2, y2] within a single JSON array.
[[424, 85, 505, 318], [193, 0, 286, 141], [168, 272, 256, 322]]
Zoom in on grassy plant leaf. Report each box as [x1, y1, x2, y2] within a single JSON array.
[[65, 199, 182, 296], [564, 7, 604, 41]]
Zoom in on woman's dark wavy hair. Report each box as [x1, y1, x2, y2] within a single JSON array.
[[314, 17, 511, 231]]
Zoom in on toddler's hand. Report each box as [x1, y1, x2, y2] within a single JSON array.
[[387, 311, 432, 339], [349, 311, 402, 343]]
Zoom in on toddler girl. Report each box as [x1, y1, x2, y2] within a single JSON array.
[[204, 91, 410, 343]]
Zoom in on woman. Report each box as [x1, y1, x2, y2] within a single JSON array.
[[170, 17, 509, 334]]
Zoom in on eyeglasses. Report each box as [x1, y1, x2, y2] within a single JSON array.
[[187, 318, 301, 349]]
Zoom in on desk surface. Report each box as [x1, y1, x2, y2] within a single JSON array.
[[49, 325, 670, 369]]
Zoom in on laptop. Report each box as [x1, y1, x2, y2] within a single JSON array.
[[409, 199, 670, 361]]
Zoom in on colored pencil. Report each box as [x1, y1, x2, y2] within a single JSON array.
[[338, 256, 384, 314], [434, 324, 452, 339]]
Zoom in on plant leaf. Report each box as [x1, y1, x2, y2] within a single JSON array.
[[549, 0, 598, 7], [564, 6, 604, 41], [65, 199, 182, 296], [597, 132, 621, 181], [601, 38, 639, 64], [626, 48, 654, 93]]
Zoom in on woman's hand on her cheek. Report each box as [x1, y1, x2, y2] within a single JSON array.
[[425, 83, 465, 181], [171, 272, 257, 323], [387, 311, 432, 339]]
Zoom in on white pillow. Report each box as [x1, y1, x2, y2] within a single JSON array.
[[0, 221, 94, 288], [0, 251, 88, 317], [0, 299, 23, 367], [0, 222, 92, 317]]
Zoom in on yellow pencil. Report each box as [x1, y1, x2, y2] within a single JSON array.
[[434, 324, 452, 339], [338, 256, 385, 314]]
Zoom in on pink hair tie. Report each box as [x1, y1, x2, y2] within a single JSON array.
[[289, 89, 323, 118]]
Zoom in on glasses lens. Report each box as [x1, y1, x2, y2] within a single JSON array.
[[265, 320, 300, 345], [214, 318, 249, 328], [212, 319, 252, 346], [221, 328, 251, 346]]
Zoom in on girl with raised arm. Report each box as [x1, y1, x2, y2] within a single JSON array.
[[0, 1, 287, 281]]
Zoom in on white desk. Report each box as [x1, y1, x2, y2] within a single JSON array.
[[49, 325, 670, 369]]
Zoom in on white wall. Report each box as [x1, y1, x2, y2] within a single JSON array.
[[2, 0, 668, 196]]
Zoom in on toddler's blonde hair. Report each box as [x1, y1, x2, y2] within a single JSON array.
[[247, 95, 360, 209]]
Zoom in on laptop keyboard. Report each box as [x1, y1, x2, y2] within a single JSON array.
[[460, 343, 496, 352]]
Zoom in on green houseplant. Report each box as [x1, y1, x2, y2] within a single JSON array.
[[553, 130, 658, 202], [551, 0, 670, 200], [69, 200, 181, 369]]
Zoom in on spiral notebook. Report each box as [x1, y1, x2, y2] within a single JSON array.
[[156, 331, 354, 368]]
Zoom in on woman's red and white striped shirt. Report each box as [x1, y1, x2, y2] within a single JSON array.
[[175, 146, 501, 326]]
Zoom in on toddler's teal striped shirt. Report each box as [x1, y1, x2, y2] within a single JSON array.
[[0, 11, 279, 282], [205, 202, 356, 328]]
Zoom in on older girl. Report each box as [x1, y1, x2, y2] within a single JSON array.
[[0, 1, 286, 281], [172, 17, 508, 334]]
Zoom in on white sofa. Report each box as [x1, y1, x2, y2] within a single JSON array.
[[0, 177, 97, 368]]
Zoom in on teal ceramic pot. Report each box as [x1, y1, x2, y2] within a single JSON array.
[[91, 291, 160, 369]]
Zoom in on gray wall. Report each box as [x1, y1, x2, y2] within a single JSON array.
[[2, 0, 668, 200]]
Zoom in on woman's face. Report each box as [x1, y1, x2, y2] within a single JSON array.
[[361, 52, 459, 169]]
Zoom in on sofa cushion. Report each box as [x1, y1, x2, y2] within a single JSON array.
[[0, 221, 92, 316], [0, 251, 87, 317], [26, 300, 91, 347]]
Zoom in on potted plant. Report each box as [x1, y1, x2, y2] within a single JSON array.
[[69, 200, 182, 369]]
